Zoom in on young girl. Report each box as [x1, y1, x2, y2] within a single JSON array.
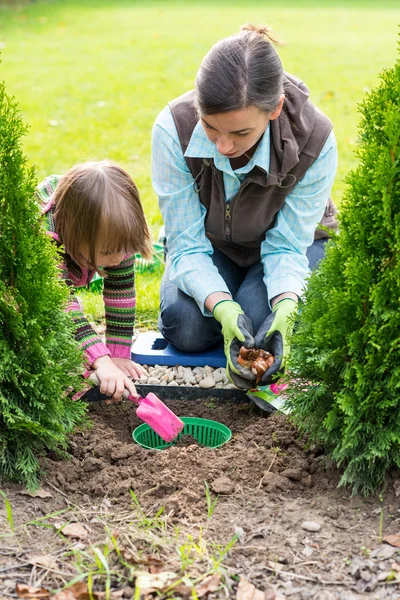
[[35, 160, 153, 400]]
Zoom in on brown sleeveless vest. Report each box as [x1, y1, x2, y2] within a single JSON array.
[[169, 73, 338, 267]]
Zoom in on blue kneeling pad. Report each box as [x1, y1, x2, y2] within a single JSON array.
[[131, 331, 225, 368]]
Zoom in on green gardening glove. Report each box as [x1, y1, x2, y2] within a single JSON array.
[[253, 298, 298, 385], [213, 300, 255, 390]]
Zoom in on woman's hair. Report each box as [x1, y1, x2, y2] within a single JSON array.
[[53, 160, 153, 269], [195, 23, 284, 116]]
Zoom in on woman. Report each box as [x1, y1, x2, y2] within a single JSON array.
[[152, 24, 338, 391]]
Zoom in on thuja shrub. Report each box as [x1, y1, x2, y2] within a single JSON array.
[[286, 52, 400, 495], [0, 84, 87, 489]]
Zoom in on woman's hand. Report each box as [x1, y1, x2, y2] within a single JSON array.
[[92, 355, 139, 402], [254, 298, 298, 384], [111, 357, 144, 380], [213, 300, 256, 389]]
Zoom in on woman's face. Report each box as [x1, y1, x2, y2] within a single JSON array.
[[200, 99, 284, 159]]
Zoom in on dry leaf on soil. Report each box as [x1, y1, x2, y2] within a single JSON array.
[[195, 573, 221, 597], [383, 533, 400, 548], [85, 592, 124, 600], [134, 570, 179, 593], [28, 554, 58, 569], [52, 582, 88, 600], [122, 550, 164, 569], [18, 488, 52, 499], [236, 577, 267, 600], [61, 523, 89, 539], [16, 584, 50, 598], [391, 562, 400, 573]]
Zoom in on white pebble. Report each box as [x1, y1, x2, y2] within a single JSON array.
[[168, 381, 179, 386], [199, 376, 215, 389], [213, 369, 224, 383], [301, 521, 321, 532], [138, 375, 148, 384], [147, 377, 160, 385], [204, 366, 214, 376]]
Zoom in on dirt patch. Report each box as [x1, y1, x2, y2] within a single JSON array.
[[43, 400, 334, 506], [173, 434, 199, 447], [1, 398, 400, 599]]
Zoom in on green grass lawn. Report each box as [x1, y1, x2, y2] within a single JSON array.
[[1, 0, 399, 325]]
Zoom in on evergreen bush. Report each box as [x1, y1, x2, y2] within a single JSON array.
[[286, 51, 400, 495], [0, 83, 87, 489]]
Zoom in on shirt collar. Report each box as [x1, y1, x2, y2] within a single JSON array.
[[184, 120, 270, 176]]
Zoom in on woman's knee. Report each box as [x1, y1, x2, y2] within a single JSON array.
[[307, 238, 328, 271], [159, 300, 221, 352]]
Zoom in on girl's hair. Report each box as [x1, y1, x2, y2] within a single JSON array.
[[53, 160, 153, 270], [195, 23, 284, 116]]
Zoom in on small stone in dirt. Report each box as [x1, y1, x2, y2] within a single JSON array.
[[323, 505, 341, 520], [234, 525, 246, 543], [261, 471, 292, 492], [302, 545, 314, 557], [83, 456, 103, 472], [370, 544, 397, 559], [280, 468, 303, 481], [110, 445, 136, 461], [211, 476, 235, 494], [113, 479, 134, 495], [301, 520, 321, 532], [199, 376, 215, 389], [123, 587, 135, 599], [301, 474, 313, 488]]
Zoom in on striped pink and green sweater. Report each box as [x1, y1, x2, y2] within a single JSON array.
[[35, 175, 136, 369]]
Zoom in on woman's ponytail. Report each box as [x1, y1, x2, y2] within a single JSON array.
[[239, 23, 282, 45]]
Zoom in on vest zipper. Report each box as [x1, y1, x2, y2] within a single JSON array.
[[225, 202, 231, 238], [224, 180, 252, 242], [211, 163, 252, 243]]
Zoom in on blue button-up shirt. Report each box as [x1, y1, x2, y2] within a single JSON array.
[[152, 105, 337, 315]]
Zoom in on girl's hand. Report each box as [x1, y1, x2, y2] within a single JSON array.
[[92, 355, 138, 402], [111, 357, 144, 380]]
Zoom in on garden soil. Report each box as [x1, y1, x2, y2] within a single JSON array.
[[1, 398, 400, 599]]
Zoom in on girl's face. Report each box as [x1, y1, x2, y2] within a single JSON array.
[[77, 246, 126, 269], [200, 99, 284, 159]]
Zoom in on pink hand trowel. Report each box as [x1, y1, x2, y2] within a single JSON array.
[[88, 373, 184, 442]]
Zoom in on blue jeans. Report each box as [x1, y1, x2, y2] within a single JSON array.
[[158, 240, 327, 352]]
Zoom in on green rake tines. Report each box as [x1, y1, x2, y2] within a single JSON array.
[[133, 417, 232, 450]]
